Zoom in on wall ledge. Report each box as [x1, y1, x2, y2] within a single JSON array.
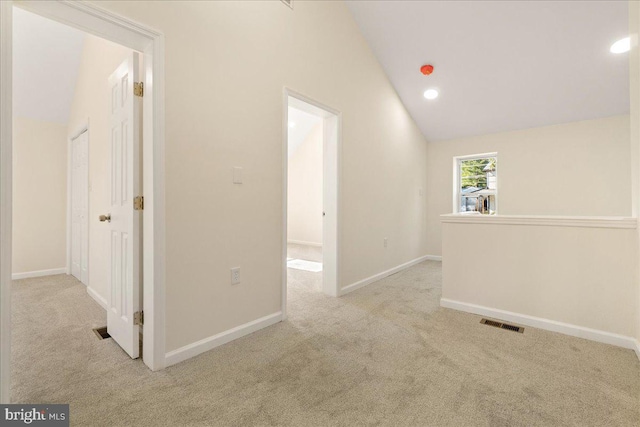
[[440, 214, 637, 229]]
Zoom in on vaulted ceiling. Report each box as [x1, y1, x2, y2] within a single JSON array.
[[346, 1, 629, 142], [13, 8, 85, 124]]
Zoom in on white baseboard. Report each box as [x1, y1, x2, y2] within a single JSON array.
[[440, 298, 639, 354], [287, 240, 322, 247], [87, 286, 108, 310], [340, 255, 430, 296], [165, 311, 283, 367], [634, 339, 640, 361], [11, 268, 66, 280], [424, 255, 442, 261]]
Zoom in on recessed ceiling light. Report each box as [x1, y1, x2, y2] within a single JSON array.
[[610, 37, 630, 54], [288, 121, 296, 128], [423, 89, 439, 100]]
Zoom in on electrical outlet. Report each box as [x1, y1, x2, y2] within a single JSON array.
[[231, 267, 241, 285], [383, 238, 388, 248]]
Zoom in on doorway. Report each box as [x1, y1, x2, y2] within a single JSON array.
[[0, 1, 166, 403], [12, 6, 143, 357], [283, 90, 340, 316]]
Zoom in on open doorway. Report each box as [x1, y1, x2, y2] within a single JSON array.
[[283, 90, 340, 314], [10, 6, 145, 401], [1, 1, 165, 402]]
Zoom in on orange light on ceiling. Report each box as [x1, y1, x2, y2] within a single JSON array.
[[420, 64, 434, 75]]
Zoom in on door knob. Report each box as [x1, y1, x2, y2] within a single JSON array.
[[99, 214, 111, 223]]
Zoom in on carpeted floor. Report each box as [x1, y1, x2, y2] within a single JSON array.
[[11, 254, 640, 426]]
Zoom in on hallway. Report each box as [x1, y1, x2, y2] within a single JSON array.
[[11, 263, 640, 426]]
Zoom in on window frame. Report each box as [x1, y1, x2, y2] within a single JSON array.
[[452, 152, 498, 214]]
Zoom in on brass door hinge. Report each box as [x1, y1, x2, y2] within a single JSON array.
[[134, 311, 144, 326], [134, 82, 144, 97], [134, 196, 144, 211]]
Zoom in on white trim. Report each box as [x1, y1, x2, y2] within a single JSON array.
[[11, 268, 67, 280], [634, 340, 640, 361], [340, 255, 430, 296], [424, 255, 442, 262], [440, 298, 639, 352], [165, 312, 283, 367], [87, 286, 108, 310], [441, 214, 637, 229], [1, 1, 166, 391], [287, 240, 322, 247]]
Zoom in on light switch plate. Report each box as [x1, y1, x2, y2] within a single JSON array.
[[231, 267, 241, 285]]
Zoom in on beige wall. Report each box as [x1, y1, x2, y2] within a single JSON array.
[[67, 34, 132, 302], [442, 220, 638, 338], [12, 117, 67, 274], [629, 0, 640, 347], [288, 123, 323, 246], [427, 115, 632, 256], [96, 1, 429, 352]]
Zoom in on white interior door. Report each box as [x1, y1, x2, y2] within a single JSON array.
[[106, 52, 141, 359], [70, 130, 89, 285]]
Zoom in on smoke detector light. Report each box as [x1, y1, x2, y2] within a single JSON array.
[[423, 89, 439, 100], [610, 37, 630, 54]]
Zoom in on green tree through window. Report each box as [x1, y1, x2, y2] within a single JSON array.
[[460, 157, 495, 189]]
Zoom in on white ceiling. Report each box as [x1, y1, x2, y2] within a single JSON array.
[[288, 107, 322, 157], [13, 7, 85, 124], [346, 1, 630, 142]]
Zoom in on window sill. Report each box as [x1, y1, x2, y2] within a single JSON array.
[[440, 214, 637, 229]]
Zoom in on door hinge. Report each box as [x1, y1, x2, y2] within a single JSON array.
[[134, 196, 144, 211], [134, 82, 144, 97], [134, 311, 144, 326]]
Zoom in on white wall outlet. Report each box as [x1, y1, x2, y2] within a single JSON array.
[[233, 166, 243, 184], [231, 267, 241, 284], [383, 238, 388, 248]]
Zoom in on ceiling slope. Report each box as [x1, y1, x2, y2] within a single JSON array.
[[346, 1, 629, 142], [13, 7, 85, 124]]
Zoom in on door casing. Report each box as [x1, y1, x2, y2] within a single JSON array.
[[0, 0, 167, 403], [282, 88, 342, 319]]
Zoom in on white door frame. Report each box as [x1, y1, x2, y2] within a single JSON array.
[[67, 122, 90, 284], [282, 88, 341, 319], [0, 0, 167, 403]]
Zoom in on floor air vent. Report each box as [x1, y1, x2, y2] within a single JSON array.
[[480, 318, 524, 333], [93, 326, 111, 340]]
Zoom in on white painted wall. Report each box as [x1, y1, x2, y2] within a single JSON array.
[[12, 117, 67, 274], [427, 115, 631, 256], [628, 0, 640, 350], [441, 219, 638, 341], [288, 123, 323, 246], [67, 34, 132, 302], [95, 0, 429, 353]]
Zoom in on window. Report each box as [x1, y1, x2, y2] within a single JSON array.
[[454, 153, 497, 215]]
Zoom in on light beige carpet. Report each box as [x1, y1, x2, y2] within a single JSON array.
[[11, 258, 640, 426]]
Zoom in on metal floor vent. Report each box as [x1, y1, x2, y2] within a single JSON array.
[[93, 326, 111, 340], [480, 318, 524, 333]]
